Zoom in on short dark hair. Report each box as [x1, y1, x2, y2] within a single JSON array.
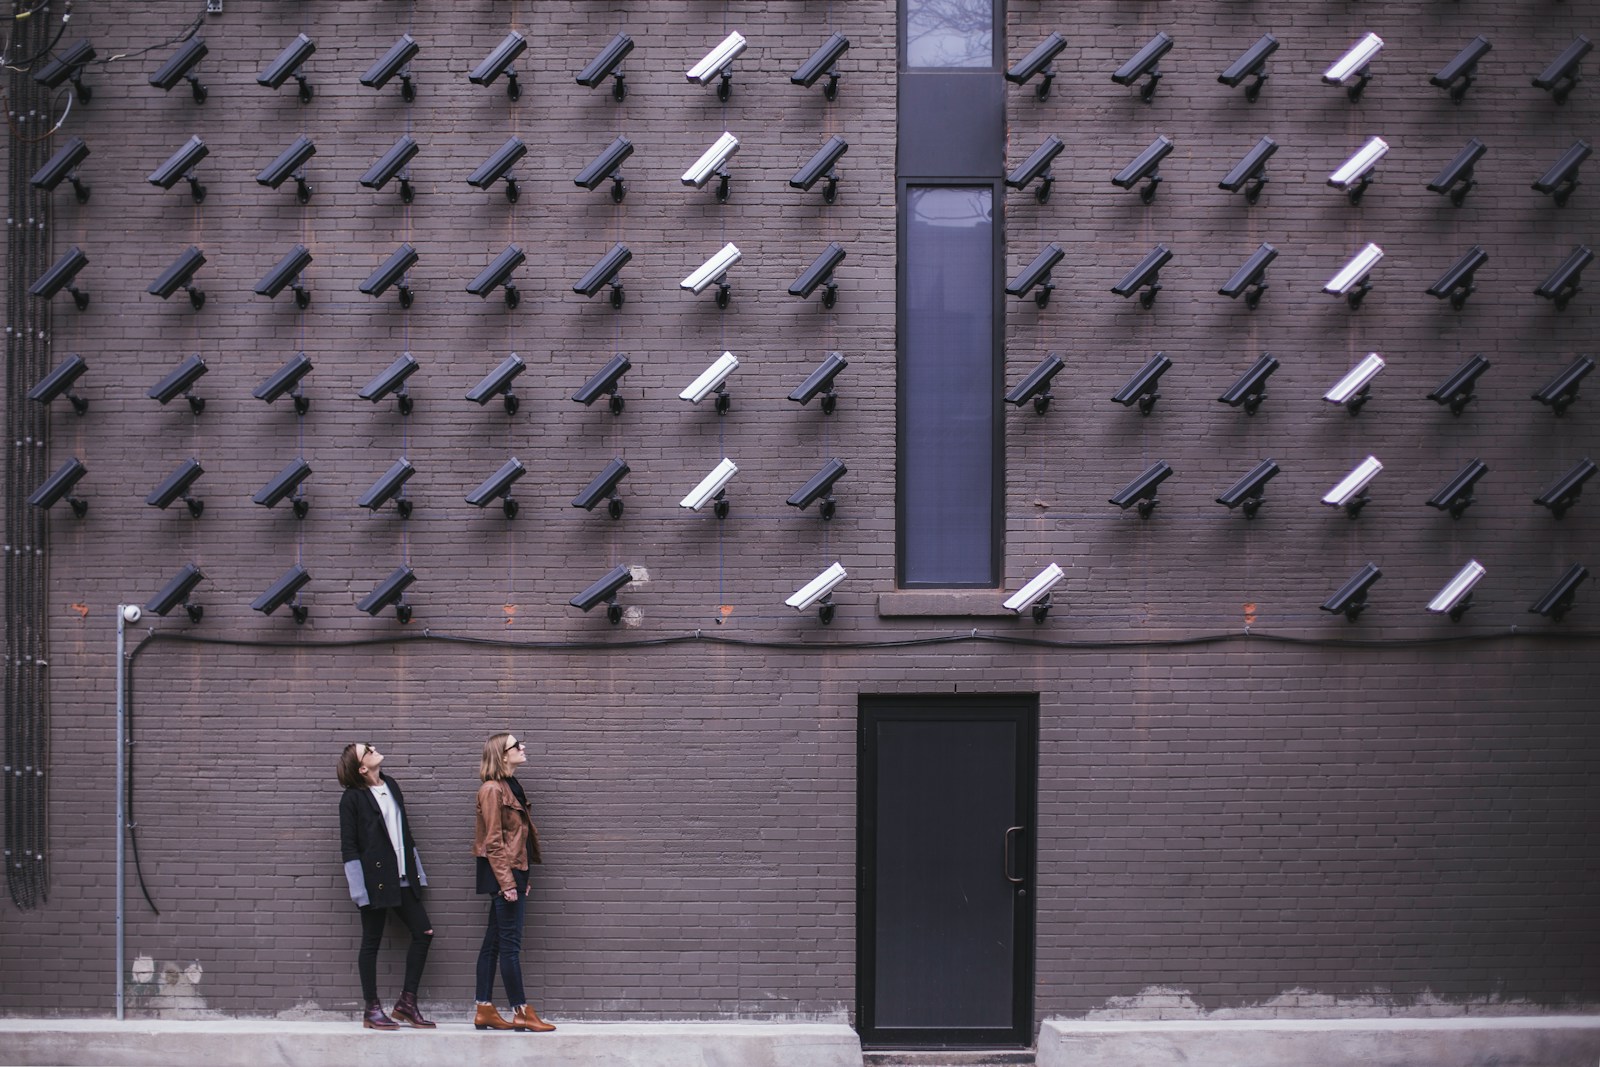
[[336, 743, 364, 789]]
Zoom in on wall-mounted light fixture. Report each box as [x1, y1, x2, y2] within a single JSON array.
[[29, 246, 90, 309], [1428, 139, 1487, 206], [357, 565, 415, 623], [1005, 353, 1065, 414], [1323, 456, 1383, 518], [470, 31, 527, 100], [1112, 31, 1174, 102], [573, 354, 631, 414], [148, 354, 208, 413], [34, 40, 96, 103], [1216, 459, 1280, 519], [1324, 353, 1386, 415], [361, 136, 419, 203], [254, 351, 313, 414], [1428, 354, 1490, 416], [1432, 36, 1491, 103], [1220, 136, 1277, 203], [787, 459, 847, 520], [1532, 355, 1595, 416], [467, 137, 527, 202], [1529, 563, 1588, 621], [681, 352, 738, 413], [1113, 136, 1174, 202], [466, 245, 525, 307], [361, 243, 418, 308], [1533, 140, 1591, 206], [1426, 459, 1489, 519], [681, 243, 741, 307], [1427, 246, 1488, 309], [1426, 560, 1486, 621], [1535, 245, 1593, 309], [1324, 243, 1383, 309], [577, 32, 634, 100], [791, 136, 848, 203], [148, 246, 207, 310], [787, 563, 847, 625], [28, 457, 89, 518], [1328, 137, 1389, 204], [1218, 353, 1279, 415], [147, 458, 205, 518], [1112, 353, 1173, 415], [258, 33, 315, 103], [31, 136, 91, 202], [252, 564, 310, 624], [257, 135, 316, 203], [1007, 243, 1064, 306], [575, 136, 632, 202], [790, 352, 848, 414], [1321, 562, 1381, 621], [151, 37, 208, 103], [1533, 36, 1592, 104], [256, 244, 313, 308], [790, 243, 846, 307], [1112, 245, 1172, 307], [572, 459, 630, 520], [687, 31, 747, 101], [1002, 563, 1064, 624], [574, 243, 632, 308], [1006, 136, 1065, 202], [1219, 34, 1278, 101], [1006, 33, 1066, 100], [1323, 32, 1383, 101], [466, 458, 526, 518], [681, 458, 738, 518], [359, 353, 420, 415], [683, 132, 740, 202], [146, 563, 205, 623], [794, 32, 850, 100], [359, 458, 415, 519], [1109, 461, 1174, 518], [29, 353, 90, 415], [570, 564, 632, 624], [254, 457, 312, 519], [1218, 243, 1277, 308], [1534, 458, 1597, 518], [362, 34, 418, 101], [466, 354, 526, 414]]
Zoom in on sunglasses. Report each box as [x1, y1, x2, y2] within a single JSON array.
[[356, 743, 378, 759], [504, 739, 525, 754]]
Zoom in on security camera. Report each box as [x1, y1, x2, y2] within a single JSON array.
[[1112, 136, 1174, 203], [253, 351, 314, 414], [681, 352, 739, 410], [148, 135, 209, 201], [1323, 32, 1383, 100], [1432, 36, 1491, 103], [466, 244, 526, 308], [1324, 243, 1383, 309], [1112, 353, 1173, 415], [256, 244, 313, 308], [1219, 136, 1278, 203], [572, 458, 630, 519], [570, 564, 632, 623], [151, 37, 209, 103], [791, 352, 848, 413], [1428, 138, 1487, 206], [1426, 459, 1489, 520], [1530, 563, 1588, 621], [1006, 136, 1065, 202], [146, 458, 205, 517], [1533, 35, 1592, 104], [146, 563, 206, 623], [1002, 563, 1065, 623], [362, 34, 419, 101], [362, 136, 419, 203], [1321, 562, 1382, 621], [29, 353, 90, 414], [1005, 353, 1065, 414], [1426, 246, 1487, 310], [787, 459, 847, 520], [1006, 33, 1066, 99], [31, 136, 91, 202], [681, 243, 741, 306], [1532, 355, 1594, 416], [258, 33, 316, 103], [1006, 243, 1065, 307], [359, 353, 420, 413], [1218, 353, 1280, 415], [681, 458, 739, 517], [28, 457, 89, 518], [794, 32, 850, 99], [1325, 353, 1386, 414], [466, 353, 526, 414], [148, 246, 207, 310], [1112, 31, 1174, 102], [252, 564, 311, 624], [257, 136, 316, 203], [471, 31, 527, 99], [573, 243, 632, 308], [466, 457, 526, 518], [148, 354, 208, 413], [1219, 243, 1278, 308], [787, 562, 848, 624], [359, 458, 416, 518], [121, 604, 143, 624], [1216, 459, 1280, 519], [468, 137, 527, 202], [1427, 560, 1486, 621], [1533, 140, 1591, 206], [357, 565, 416, 623], [1328, 136, 1388, 204], [1322, 455, 1383, 516], [28, 246, 90, 309], [1111, 245, 1172, 308], [1109, 460, 1174, 518], [1534, 458, 1597, 519], [683, 132, 740, 201], [1534, 245, 1593, 310], [253, 457, 312, 518], [790, 243, 846, 307], [791, 136, 848, 203], [34, 40, 95, 102], [577, 32, 634, 100], [361, 244, 419, 307], [1429, 354, 1491, 416], [687, 31, 747, 100], [573, 354, 631, 413], [1219, 34, 1278, 101], [575, 137, 633, 202]]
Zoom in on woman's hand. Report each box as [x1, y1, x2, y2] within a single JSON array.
[[502, 887, 518, 902]]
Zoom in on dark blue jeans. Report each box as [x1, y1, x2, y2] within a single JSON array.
[[474, 888, 526, 1007]]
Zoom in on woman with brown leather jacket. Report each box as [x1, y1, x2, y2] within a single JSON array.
[[471, 731, 556, 1033]]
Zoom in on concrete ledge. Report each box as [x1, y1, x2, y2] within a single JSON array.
[[1039, 1016, 1600, 1067], [0, 1019, 864, 1067]]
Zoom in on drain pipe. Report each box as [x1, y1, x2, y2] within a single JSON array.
[[115, 605, 136, 1021]]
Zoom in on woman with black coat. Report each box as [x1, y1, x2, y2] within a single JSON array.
[[337, 741, 436, 1030]]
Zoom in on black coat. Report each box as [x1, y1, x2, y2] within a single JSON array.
[[339, 773, 427, 910]]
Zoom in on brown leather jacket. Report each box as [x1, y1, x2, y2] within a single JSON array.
[[473, 778, 542, 894]]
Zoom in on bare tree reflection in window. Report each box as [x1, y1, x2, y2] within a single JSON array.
[[906, 0, 994, 69]]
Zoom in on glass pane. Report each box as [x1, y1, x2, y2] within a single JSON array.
[[906, 0, 994, 69], [902, 186, 995, 586]]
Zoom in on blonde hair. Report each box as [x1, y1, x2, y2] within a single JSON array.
[[481, 732, 516, 782]]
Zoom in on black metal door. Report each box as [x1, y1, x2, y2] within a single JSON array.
[[858, 695, 1036, 1048]]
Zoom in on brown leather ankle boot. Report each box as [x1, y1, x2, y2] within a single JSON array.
[[511, 1004, 556, 1033], [391, 991, 436, 1029], [363, 1000, 400, 1030], [473, 1002, 514, 1031]]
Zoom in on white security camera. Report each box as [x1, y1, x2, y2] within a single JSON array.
[[1324, 353, 1386, 412], [1324, 243, 1383, 308], [1323, 32, 1383, 90], [121, 604, 143, 623], [1328, 137, 1388, 201], [681, 243, 742, 299], [786, 562, 847, 623], [687, 31, 747, 96], [1322, 455, 1383, 513], [680, 458, 739, 514], [680, 352, 739, 406], [682, 132, 740, 189], [1427, 560, 1486, 620], [1003, 563, 1065, 623]]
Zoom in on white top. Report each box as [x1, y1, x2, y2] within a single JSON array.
[[368, 783, 407, 881]]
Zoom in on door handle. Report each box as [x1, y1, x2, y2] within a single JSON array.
[[1003, 825, 1025, 884]]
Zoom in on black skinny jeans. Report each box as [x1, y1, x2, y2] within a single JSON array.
[[474, 875, 527, 1007], [357, 884, 432, 1004]]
